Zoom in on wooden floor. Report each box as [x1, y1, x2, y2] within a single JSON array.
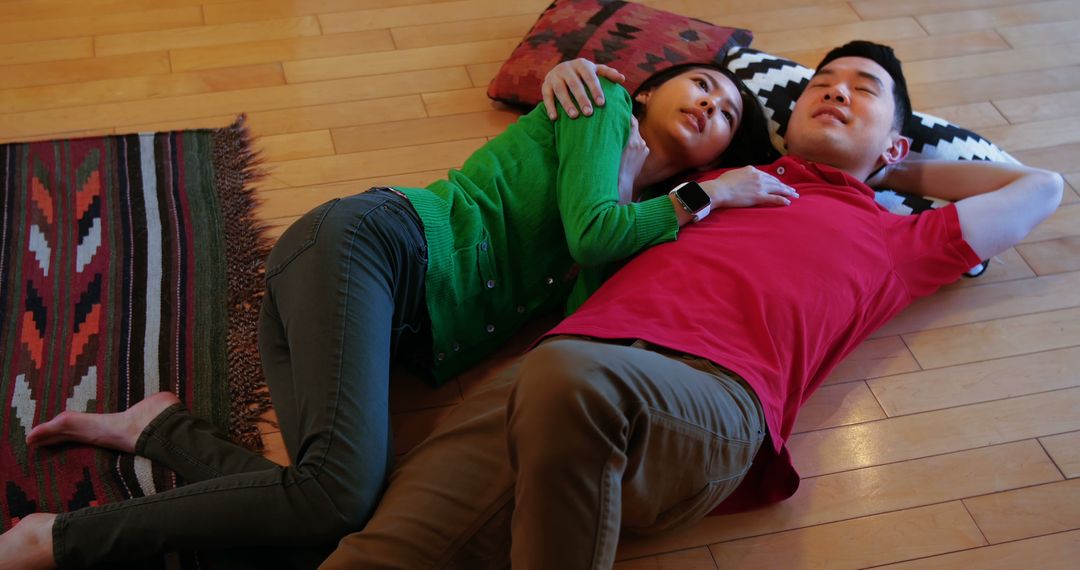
[[3, 0, 1079, 567]]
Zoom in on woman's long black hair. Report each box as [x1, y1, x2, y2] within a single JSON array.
[[631, 62, 780, 171]]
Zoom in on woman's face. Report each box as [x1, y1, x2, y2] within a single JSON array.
[[635, 68, 743, 171]]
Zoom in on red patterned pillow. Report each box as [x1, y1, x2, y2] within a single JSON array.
[[488, 0, 753, 108]]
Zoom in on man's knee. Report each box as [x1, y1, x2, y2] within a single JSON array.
[[513, 339, 617, 417]]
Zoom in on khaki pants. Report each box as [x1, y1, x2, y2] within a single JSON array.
[[322, 336, 766, 570]]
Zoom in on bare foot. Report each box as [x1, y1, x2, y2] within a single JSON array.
[[0, 513, 57, 570], [26, 392, 182, 453]]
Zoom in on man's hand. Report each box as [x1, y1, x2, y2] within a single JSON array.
[[701, 166, 800, 208], [617, 117, 649, 204], [541, 58, 626, 120]]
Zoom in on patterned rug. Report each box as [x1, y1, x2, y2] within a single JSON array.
[[0, 119, 271, 558]]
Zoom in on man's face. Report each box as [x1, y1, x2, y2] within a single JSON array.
[[785, 56, 905, 180]]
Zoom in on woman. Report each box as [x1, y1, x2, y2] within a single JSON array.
[[4, 60, 789, 569]]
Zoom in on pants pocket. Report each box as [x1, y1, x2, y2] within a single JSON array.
[[265, 198, 340, 279]]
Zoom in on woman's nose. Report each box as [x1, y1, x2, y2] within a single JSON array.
[[698, 98, 715, 116]]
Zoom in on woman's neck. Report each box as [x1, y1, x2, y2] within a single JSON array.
[[632, 150, 684, 196]]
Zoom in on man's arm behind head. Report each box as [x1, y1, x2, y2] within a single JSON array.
[[880, 160, 1065, 260]]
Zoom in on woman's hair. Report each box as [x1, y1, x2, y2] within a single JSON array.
[[632, 62, 779, 170]]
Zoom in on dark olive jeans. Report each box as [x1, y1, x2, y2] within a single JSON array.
[[53, 189, 430, 568]]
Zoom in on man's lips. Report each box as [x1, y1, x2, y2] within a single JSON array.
[[682, 108, 706, 133], [812, 106, 848, 123]]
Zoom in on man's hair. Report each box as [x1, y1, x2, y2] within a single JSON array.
[[815, 40, 912, 134], [632, 63, 779, 169]]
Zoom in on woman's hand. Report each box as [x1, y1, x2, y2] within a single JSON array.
[[617, 116, 649, 204], [701, 166, 800, 208], [542, 58, 626, 120]]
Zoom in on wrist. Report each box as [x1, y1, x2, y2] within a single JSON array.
[[669, 181, 711, 222]]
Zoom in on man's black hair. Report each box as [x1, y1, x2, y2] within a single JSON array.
[[815, 40, 912, 134]]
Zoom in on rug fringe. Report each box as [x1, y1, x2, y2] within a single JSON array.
[[212, 114, 275, 451]]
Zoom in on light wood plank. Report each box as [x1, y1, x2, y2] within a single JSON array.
[[614, 547, 717, 570], [204, 0, 453, 25], [1017, 237, 1080, 276], [333, 110, 517, 153], [793, 381, 887, 433], [752, 17, 926, 55], [920, 101, 1009, 130], [964, 478, 1080, 543], [910, 65, 1080, 109], [904, 307, 1080, 369], [873, 269, 1080, 339], [391, 14, 536, 50], [876, 530, 1080, 570], [256, 170, 448, 220], [0, 67, 472, 138], [0, 127, 115, 145], [0, 51, 171, 90], [976, 115, 1080, 153], [850, 0, 1038, 20], [781, 30, 1011, 70], [1012, 143, 1080, 175], [917, 0, 1080, 35], [0, 63, 285, 115], [994, 89, 1080, 124], [1040, 431, 1080, 477], [467, 62, 504, 88], [941, 248, 1036, 290], [904, 42, 1080, 87], [868, 345, 1080, 417], [265, 138, 484, 188], [708, 502, 984, 569], [644, 0, 854, 20], [170, 30, 396, 72], [0, 0, 239, 22], [711, 3, 861, 34], [0, 6, 202, 45], [618, 440, 1058, 559], [998, 18, 1080, 47], [318, 0, 548, 35], [245, 96, 430, 137], [823, 336, 921, 385], [787, 388, 1080, 477], [0, 36, 92, 66], [255, 130, 336, 162], [94, 17, 323, 57], [283, 38, 517, 84], [422, 87, 495, 117]]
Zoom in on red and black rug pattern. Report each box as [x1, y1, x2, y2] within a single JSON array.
[[0, 121, 271, 556]]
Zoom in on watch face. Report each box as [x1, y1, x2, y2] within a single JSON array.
[[678, 181, 710, 212]]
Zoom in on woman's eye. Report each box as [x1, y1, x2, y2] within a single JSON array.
[[696, 79, 708, 89], [721, 110, 733, 124]]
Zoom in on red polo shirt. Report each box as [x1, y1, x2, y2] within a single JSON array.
[[544, 156, 982, 511]]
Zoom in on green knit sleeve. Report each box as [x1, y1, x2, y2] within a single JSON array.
[[554, 79, 679, 268]]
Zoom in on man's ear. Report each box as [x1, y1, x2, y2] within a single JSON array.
[[881, 134, 910, 166]]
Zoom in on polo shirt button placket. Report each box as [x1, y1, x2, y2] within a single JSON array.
[[777, 166, 785, 176]]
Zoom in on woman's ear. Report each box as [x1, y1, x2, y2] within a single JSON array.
[[634, 89, 652, 106]]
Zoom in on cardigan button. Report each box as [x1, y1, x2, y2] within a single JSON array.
[[486, 324, 496, 333], [516, 305, 526, 314], [451, 342, 460, 352], [486, 279, 496, 289], [436, 353, 446, 361], [480, 242, 488, 251], [545, 277, 555, 285]]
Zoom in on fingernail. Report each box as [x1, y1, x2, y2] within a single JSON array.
[[597, 97, 604, 105], [568, 109, 577, 117], [583, 106, 592, 115]]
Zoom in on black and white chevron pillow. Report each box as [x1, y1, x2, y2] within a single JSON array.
[[724, 47, 1016, 276]]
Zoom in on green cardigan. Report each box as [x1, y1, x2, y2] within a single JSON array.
[[398, 79, 678, 383]]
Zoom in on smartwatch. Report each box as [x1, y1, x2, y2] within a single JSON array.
[[669, 181, 711, 222]]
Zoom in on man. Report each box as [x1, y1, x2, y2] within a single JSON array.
[[320, 41, 1063, 569]]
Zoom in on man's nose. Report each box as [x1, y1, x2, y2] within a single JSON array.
[[823, 86, 848, 104]]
